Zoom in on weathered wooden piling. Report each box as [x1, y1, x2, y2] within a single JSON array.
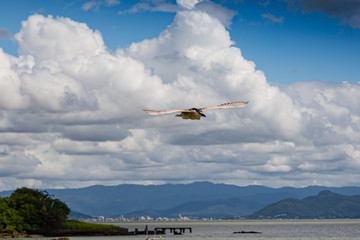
[[154, 227, 192, 235]]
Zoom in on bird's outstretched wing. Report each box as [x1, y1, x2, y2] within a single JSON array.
[[143, 109, 192, 115], [201, 101, 249, 111], [143, 101, 249, 116]]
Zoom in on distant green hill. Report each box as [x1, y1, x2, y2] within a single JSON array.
[[69, 211, 92, 220], [124, 197, 264, 218], [248, 190, 360, 219]]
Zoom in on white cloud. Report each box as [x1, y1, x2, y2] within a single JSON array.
[[176, 0, 200, 9], [118, 0, 236, 27], [0, 49, 29, 110], [82, 0, 120, 11], [261, 13, 284, 24], [0, 1, 360, 190], [82, 1, 98, 11], [118, 1, 178, 15], [15, 15, 106, 62], [195, 1, 237, 27]]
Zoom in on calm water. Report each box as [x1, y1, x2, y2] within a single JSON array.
[[22, 219, 360, 240]]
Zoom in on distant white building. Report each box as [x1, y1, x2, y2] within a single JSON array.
[[178, 214, 190, 221]]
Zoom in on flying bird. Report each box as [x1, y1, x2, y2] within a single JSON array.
[[143, 101, 249, 120]]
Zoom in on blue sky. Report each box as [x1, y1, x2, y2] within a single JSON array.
[[1, 0, 360, 84], [1, 0, 360, 191]]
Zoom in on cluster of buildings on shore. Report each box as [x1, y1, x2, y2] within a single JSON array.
[[81, 214, 218, 222]]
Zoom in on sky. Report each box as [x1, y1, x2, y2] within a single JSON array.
[[0, 0, 360, 191]]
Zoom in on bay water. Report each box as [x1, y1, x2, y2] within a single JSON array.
[[22, 219, 360, 240], [115, 219, 360, 239]]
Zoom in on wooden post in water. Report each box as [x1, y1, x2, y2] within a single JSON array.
[[154, 227, 192, 235]]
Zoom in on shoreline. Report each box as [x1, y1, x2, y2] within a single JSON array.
[[47, 228, 130, 237], [0, 225, 185, 238], [0, 233, 44, 238]]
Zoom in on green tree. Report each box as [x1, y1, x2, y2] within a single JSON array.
[[8, 187, 70, 234], [0, 197, 24, 233]]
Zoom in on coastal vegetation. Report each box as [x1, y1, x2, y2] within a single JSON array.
[[53, 220, 127, 236], [0, 187, 127, 237], [62, 220, 124, 231], [0, 187, 69, 234]]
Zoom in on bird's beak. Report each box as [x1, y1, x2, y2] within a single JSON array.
[[201, 114, 206, 117]]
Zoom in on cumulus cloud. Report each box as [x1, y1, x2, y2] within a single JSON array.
[[15, 15, 106, 62], [0, 1, 360, 190], [177, 0, 201, 9], [118, 0, 236, 27]]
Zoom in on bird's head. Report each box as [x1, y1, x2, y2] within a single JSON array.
[[195, 108, 206, 118]]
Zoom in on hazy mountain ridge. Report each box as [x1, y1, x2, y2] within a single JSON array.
[[1, 182, 360, 218], [248, 190, 360, 219], [123, 197, 264, 218]]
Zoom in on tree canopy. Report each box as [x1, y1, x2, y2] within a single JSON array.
[[0, 187, 70, 234]]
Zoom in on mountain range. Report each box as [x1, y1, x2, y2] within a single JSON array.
[[248, 190, 360, 219], [1, 182, 360, 218]]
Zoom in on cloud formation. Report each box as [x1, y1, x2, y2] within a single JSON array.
[[0, 27, 11, 39], [261, 13, 284, 24], [82, 0, 120, 11], [0, 1, 360, 190], [289, 0, 360, 28]]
